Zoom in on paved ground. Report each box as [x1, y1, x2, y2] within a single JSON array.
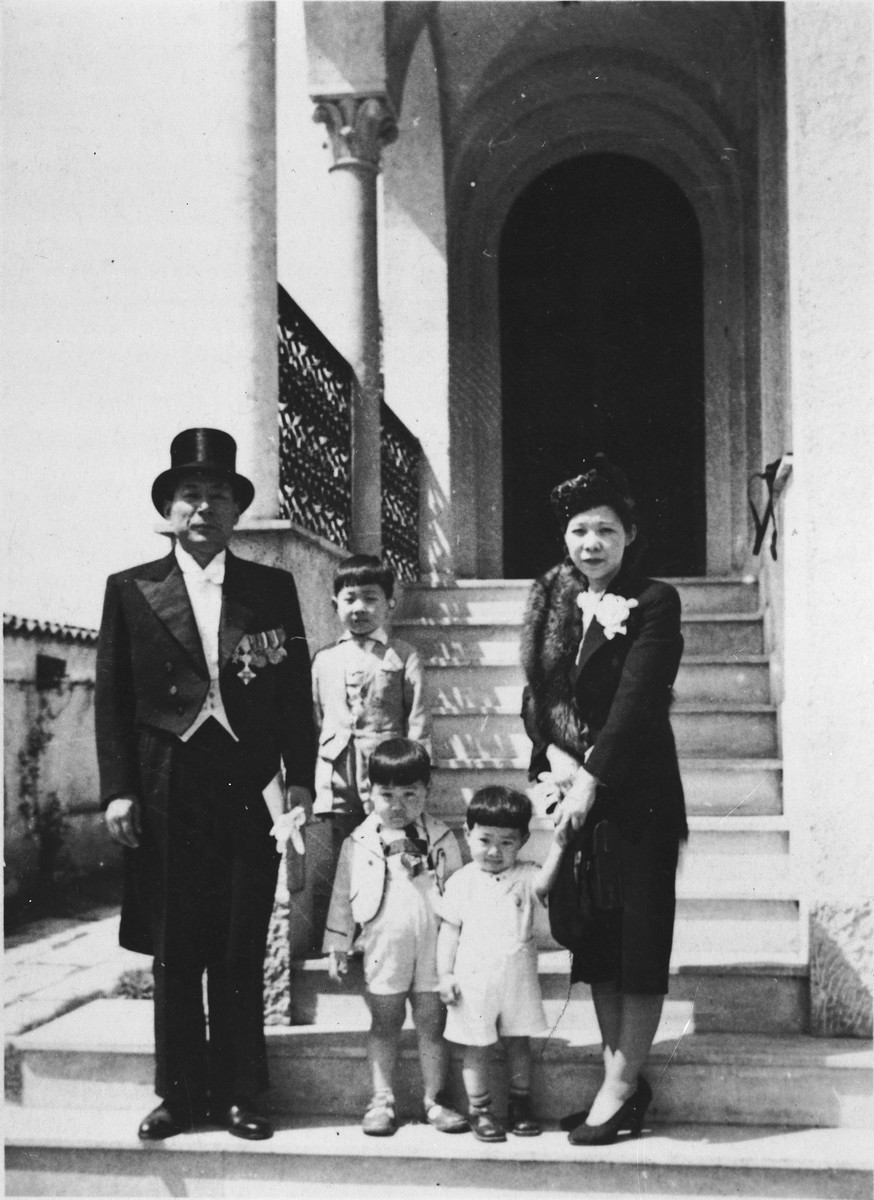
[[5, 903, 145, 1075]]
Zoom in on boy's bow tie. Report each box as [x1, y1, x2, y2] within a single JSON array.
[[382, 825, 429, 876], [383, 837, 426, 858]]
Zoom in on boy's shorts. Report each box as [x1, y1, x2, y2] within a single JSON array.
[[360, 869, 440, 996], [443, 946, 548, 1045]]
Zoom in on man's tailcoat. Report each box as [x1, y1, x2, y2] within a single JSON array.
[[95, 549, 316, 957]]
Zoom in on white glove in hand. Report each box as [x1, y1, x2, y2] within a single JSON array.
[[545, 744, 583, 791], [270, 806, 306, 854], [529, 772, 564, 815]]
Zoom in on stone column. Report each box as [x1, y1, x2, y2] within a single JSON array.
[[313, 95, 397, 555]]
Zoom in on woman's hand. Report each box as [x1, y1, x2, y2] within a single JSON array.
[[554, 768, 598, 834]]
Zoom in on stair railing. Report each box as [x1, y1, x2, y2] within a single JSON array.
[[278, 285, 420, 580]]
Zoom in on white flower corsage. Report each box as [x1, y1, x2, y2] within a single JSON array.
[[232, 627, 287, 683], [577, 592, 639, 640]]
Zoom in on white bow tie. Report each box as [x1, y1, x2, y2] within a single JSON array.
[[184, 558, 224, 586]]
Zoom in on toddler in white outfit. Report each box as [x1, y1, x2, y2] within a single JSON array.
[[437, 785, 568, 1142]]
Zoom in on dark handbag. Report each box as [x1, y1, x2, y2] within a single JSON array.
[[548, 820, 623, 953], [588, 819, 624, 911]]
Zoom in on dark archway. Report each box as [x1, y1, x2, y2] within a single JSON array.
[[500, 153, 706, 578]]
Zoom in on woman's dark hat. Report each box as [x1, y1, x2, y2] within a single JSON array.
[[550, 454, 635, 528], [151, 428, 255, 514]]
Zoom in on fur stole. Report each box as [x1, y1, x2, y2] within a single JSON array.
[[520, 561, 589, 760]]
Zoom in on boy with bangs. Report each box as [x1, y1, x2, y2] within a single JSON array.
[[437, 786, 568, 1142], [323, 738, 468, 1136], [308, 555, 430, 951]]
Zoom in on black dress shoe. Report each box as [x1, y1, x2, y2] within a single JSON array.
[[217, 1100, 273, 1141], [567, 1079, 652, 1147], [138, 1102, 195, 1141], [560, 1076, 651, 1133]]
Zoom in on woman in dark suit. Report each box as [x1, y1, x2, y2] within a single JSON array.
[[520, 456, 687, 1145]]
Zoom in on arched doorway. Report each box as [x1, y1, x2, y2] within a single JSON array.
[[500, 154, 706, 579]]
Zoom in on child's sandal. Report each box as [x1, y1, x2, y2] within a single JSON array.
[[508, 1096, 541, 1137], [362, 1096, 397, 1136], [468, 1108, 507, 1143], [425, 1098, 469, 1133]]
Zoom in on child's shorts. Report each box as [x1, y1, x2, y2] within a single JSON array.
[[444, 944, 548, 1045], [361, 869, 440, 996]]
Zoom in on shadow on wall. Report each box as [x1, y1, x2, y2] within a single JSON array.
[[419, 454, 453, 582], [810, 902, 873, 1037]]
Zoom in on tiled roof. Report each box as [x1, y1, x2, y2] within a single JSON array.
[[3, 614, 99, 645]]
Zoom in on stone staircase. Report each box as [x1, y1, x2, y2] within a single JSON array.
[[6, 577, 874, 1197], [398, 578, 799, 969]]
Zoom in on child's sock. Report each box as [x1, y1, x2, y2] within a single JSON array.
[[508, 1085, 541, 1136], [467, 1089, 493, 1114], [466, 1088, 507, 1141]]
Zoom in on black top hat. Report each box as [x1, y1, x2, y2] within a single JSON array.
[[151, 428, 255, 514]]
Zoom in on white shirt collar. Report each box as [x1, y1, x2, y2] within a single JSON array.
[[174, 542, 226, 579], [339, 626, 389, 645]]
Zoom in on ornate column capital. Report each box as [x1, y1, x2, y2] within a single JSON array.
[[313, 95, 398, 173]]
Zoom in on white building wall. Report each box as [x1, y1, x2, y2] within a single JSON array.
[[381, 27, 452, 579], [275, 0, 353, 362], [3, 2, 277, 628], [783, 1, 873, 1034]]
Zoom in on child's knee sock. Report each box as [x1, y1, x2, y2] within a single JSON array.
[[467, 1088, 493, 1114]]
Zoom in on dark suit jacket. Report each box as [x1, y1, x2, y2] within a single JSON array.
[[95, 548, 316, 952], [521, 559, 687, 840]]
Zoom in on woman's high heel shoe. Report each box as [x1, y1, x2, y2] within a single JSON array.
[[567, 1078, 652, 1146], [560, 1076, 651, 1134]]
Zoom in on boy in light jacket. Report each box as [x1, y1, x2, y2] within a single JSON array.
[[323, 739, 467, 1137]]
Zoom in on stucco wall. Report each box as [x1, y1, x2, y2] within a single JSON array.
[[783, 2, 873, 1036], [4, 632, 108, 896], [276, 1, 346, 359]]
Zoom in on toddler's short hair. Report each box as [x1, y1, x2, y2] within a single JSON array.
[[466, 785, 532, 833], [369, 737, 431, 787], [333, 554, 395, 600]]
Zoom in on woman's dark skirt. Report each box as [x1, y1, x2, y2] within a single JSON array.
[[570, 805, 681, 995]]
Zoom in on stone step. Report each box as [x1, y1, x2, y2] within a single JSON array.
[[400, 577, 762, 618], [7, 1108, 874, 1200], [13, 1001, 872, 1130], [287, 954, 808, 1035], [430, 706, 778, 761], [396, 613, 766, 658], [516, 840, 804, 963], [430, 758, 784, 816], [669, 899, 805, 965], [427, 656, 773, 706], [520, 817, 790, 863]]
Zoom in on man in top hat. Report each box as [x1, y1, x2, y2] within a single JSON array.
[[96, 428, 315, 1141]]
